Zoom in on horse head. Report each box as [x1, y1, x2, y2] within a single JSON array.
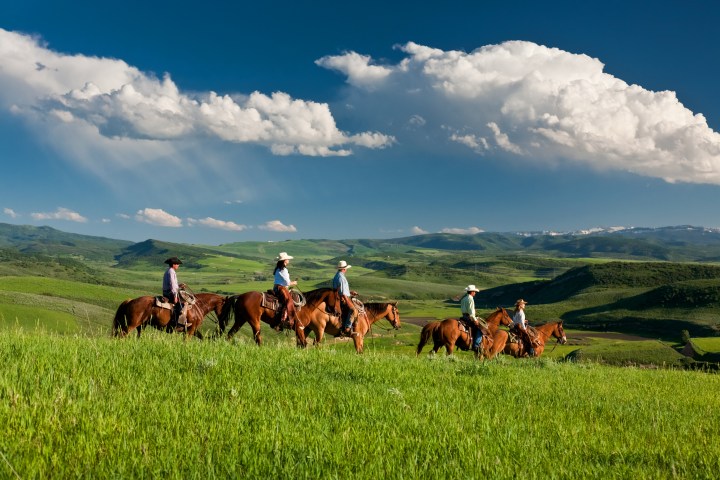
[[498, 307, 513, 327], [486, 307, 513, 328], [387, 302, 401, 329], [305, 288, 342, 318], [553, 321, 567, 344]]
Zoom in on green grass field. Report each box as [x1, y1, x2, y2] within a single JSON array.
[[1, 330, 718, 478]]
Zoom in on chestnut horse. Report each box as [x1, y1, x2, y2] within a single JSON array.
[[112, 292, 228, 338], [216, 288, 340, 346], [484, 320, 567, 359], [416, 307, 513, 356], [301, 301, 400, 353]]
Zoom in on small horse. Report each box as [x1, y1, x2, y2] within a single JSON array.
[[217, 287, 340, 346], [112, 292, 228, 338], [416, 307, 513, 356], [485, 320, 567, 359], [302, 301, 400, 353]]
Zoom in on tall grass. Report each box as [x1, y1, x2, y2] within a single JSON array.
[[1, 329, 718, 478]]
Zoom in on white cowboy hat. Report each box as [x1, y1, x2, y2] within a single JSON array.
[[515, 298, 528, 306], [276, 252, 294, 261], [465, 284, 480, 292], [337, 260, 352, 270]]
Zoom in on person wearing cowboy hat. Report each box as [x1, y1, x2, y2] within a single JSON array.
[[163, 257, 191, 330], [273, 252, 299, 330], [460, 284, 489, 352], [512, 299, 535, 356], [332, 260, 358, 336]]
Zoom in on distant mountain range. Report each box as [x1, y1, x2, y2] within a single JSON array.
[[3, 222, 720, 264]]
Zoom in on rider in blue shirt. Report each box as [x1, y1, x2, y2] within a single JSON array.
[[332, 260, 357, 335]]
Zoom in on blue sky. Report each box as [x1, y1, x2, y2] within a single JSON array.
[[2, 0, 720, 245]]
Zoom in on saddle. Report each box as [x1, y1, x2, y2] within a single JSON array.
[[154, 296, 173, 309], [457, 315, 482, 334], [262, 290, 305, 312], [154, 290, 197, 310], [509, 325, 539, 345]]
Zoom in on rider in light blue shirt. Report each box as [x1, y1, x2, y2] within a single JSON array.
[[332, 260, 357, 335]]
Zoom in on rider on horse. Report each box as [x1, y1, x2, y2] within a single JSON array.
[[273, 252, 299, 329], [512, 298, 536, 356], [162, 256, 191, 330], [460, 284, 490, 353], [333, 260, 357, 336]]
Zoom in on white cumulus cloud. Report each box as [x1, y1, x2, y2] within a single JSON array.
[[317, 40, 720, 185], [411, 226, 429, 235], [258, 220, 297, 232], [0, 28, 394, 159], [31, 207, 87, 223], [135, 208, 182, 227], [315, 51, 393, 89], [3, 208, 18, 218], [187, 217, 248, 231]]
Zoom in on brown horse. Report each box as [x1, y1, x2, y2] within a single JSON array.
[[485, 320, 567, 359], [301, 301, 400, 353], [112, 292, 228, 338], [217, 287, 340, 346], [416, 307, 513, 356]]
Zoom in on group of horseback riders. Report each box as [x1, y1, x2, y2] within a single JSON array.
[[163, 253, 537, 348], [163, 252, 359, 335], [460, 284, 535, 355], [272, 251, 358, 335]]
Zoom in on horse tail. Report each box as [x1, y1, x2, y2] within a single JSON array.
[[217, 295, 237, 335], [112, 299, 131, 337], [417, 322, 435, 355]]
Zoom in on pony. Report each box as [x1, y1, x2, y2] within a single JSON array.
[[416, 307, 513, 357], [112, 292, 228, 338], [301, 301, 400, 353], [484, 320, 567, 359], [216, 287, 341, 346]]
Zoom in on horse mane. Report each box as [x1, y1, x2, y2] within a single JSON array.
[[363, 302, 390, 316]]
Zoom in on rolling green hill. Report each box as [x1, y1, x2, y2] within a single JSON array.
[[3, 223, 720, 345], [0, 222, 131, 262]]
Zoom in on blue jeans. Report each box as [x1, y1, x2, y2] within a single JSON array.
[[472, 328, 483, 349]]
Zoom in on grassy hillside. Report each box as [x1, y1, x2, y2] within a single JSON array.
[[0, 222, 131, 262], [1, 331, 718, 478]]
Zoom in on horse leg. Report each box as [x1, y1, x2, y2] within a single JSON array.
[[226, 314, 247, 341], [295, 324, 308, 348], [416, 326, 430, 355], [352, 321, 368, 354], [354, 335, 364, 354], [249, 318, 263, 346], [314, 328, 323, 347]]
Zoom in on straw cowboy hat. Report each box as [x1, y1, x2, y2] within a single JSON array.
[[465, 284, 480, 292], [515, 298, 528, 307], [164, 257, 182, 265], [337, 260, 352, 270], [276, 252, 294, 261]]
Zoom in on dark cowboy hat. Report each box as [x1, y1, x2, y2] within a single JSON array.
[[164, 256, 182, 265]]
